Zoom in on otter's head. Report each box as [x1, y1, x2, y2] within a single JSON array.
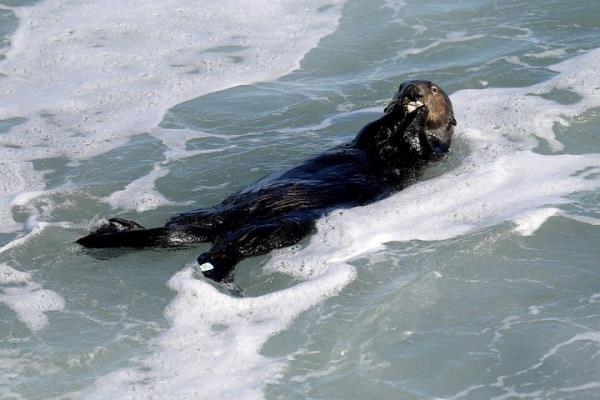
[[385, 80, 456, 156]]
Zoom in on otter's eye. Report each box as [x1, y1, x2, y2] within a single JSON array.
[[431, 86, 439, 94]]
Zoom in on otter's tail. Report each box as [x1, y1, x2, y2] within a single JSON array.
[[76, 218, 212, 248]]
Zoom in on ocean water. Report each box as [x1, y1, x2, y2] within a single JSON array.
[[1, 0, 599, 398]]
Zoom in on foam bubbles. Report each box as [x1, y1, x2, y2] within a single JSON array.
[[268, 151, 600, 276], [513, 208, 561, 236], [80, 262, 355, 399], [102, 129, 237, 212], [0, 0, 345, 228], [0, 160, 43, 233], [0, 284, 65, 332], [0, 0, 345, 160], [399, 32, 485, 58], [0, 263, 31, 285], [0, 223, 68, 332], [0, 263, 65, 332], [104, 164, 174, 212]]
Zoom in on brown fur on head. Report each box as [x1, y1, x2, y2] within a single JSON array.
[[385, 80, 456, 150]]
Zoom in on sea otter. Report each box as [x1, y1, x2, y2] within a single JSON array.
[[77, 80, 456, 282]]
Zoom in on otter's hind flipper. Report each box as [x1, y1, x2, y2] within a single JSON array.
[[90, 218, 146, 235], [198, 214, 315, 282], [77, 218, 213, 248]]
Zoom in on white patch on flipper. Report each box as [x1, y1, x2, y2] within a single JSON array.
[[199, 262, 214, 272]]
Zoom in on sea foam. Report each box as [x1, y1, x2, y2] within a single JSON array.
[[0, 0, 345, 229], [0, 262, 65, 332]]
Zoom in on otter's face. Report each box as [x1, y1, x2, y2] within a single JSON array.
[[385, 80, 456, 154]]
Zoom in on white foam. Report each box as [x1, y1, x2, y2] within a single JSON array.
[[525, 48, 568, 59], [0, 222, 68, 332], [268, 151, 600, 277], [0, 161, 43, 233], [504, 55, 531, 68], [0, 284, 65, 332], [528, 306, 541, 316], [149, 128, 238, 164], [0, 263, 65, 332], [0, 263, 31, 285], [0, 220, 46, 255], [513, 208, 561, 236], [381, 0, 407, 16], [399, 32, 485, 57], [0, 0, 345, 228], [103, 129, 238, 211], [513, 331, 600, 377], [0, 0, 345, 159], [80, 262, 355, 400], [556, 382, 600, 393], [104, 164, 174, 212], [82, 48, 600, 399]]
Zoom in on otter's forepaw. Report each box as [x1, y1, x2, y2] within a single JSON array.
[[411, 104, 429, 127], [404, 100, 424, 114]]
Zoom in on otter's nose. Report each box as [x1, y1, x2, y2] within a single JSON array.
[[405, 84, 424, 101]]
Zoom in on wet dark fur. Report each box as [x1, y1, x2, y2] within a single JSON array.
[[77, 80, 456, 282]]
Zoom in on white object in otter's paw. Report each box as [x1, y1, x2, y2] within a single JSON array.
[[199, 262, 214, 271], [405, 100, 424, 113]]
